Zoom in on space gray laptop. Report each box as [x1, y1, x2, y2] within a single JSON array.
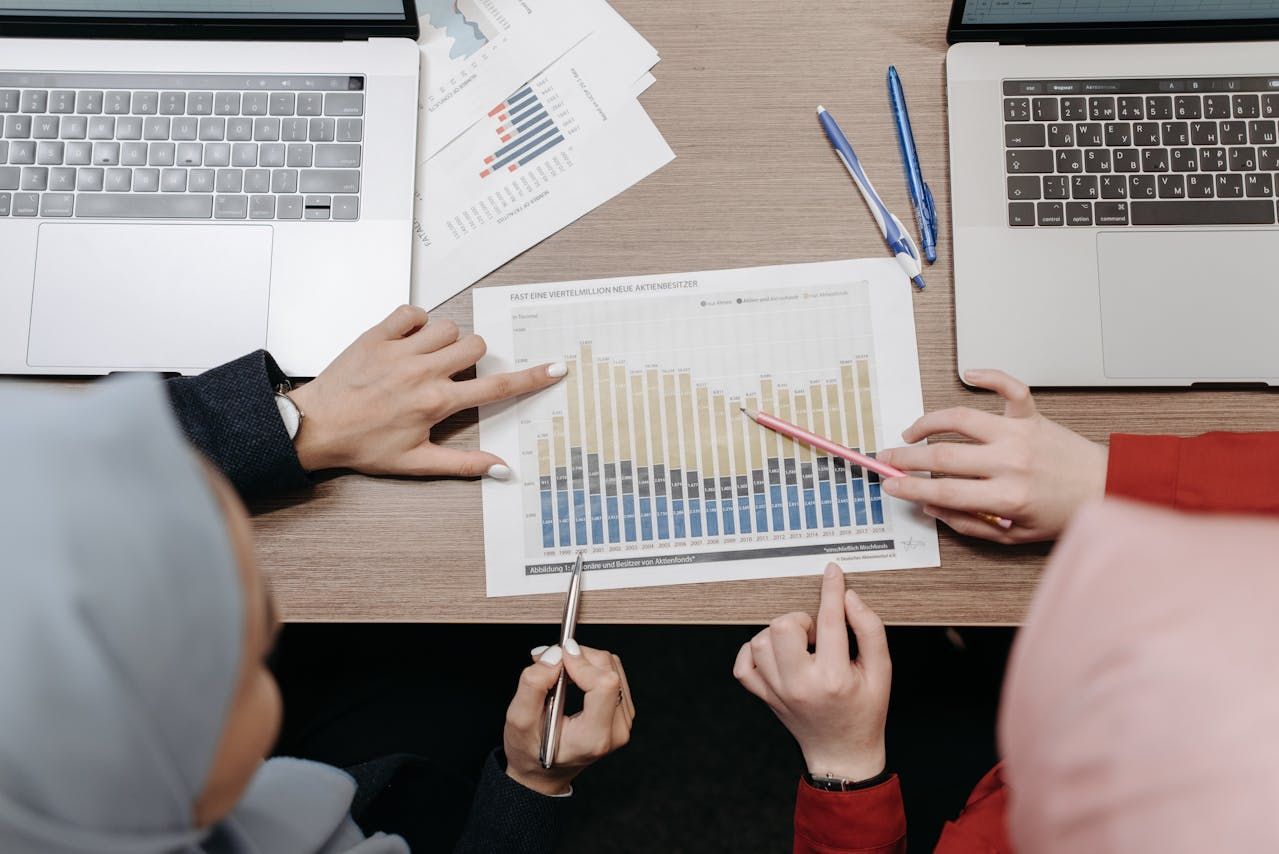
[[947, 1, 1279, 386], [0, 1, 420, 377]]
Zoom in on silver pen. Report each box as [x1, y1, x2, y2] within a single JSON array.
[[539, 552, 583, 769]]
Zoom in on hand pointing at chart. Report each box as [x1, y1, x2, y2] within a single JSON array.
[[288, 304, 568, 479]]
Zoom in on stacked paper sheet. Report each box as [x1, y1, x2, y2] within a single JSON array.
[[411, 0, 673, 309]]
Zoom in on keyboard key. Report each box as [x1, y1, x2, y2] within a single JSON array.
[[104, 91, 130, 114], [278, 194, 303, 219], [227, 118, 254, 141], [1076, 123, 1103, 147], [133, 91, 159, 115], [232, 142, 258, 167], [336, 118, 362, 143], [297, 93, 324, 116], [1145, 95, 1172, 119], [143, 117, 170, 140], [214, 194, 248, 219], [199, 117, 226, 142], [300, 169, 359, 194], [1216, 173, 1244, 197], [1160, 121, 1189, 147], [259, 143, 285, 167], [20, 166, 47, 190], [269, 92, 296, 116], [116, 116, 143, 140], [1006, 149, 1053, 174], [1060, 97, 1086, 121], [1131, 199, 1272, 225], [314, 143, 361, 168], [1132, 122, 1159, 146], [1128, 174, 1156, 199], [1157, 174, 1185, 198], [271, 168, 297, 193], [132, 167, 160, 192], [20, 90, 47, 113], [1249, 119, 1277, 145], [1265, 94, 1279, 118], [1065, 201, 1092, 225], [5, 115, 32, 139], [0, 166, 17, 190], [1104, 122, 1131, 146], [171, 117, 198, 141], [77, 167, 104, 191], [253, 117, 281, 142], [1094, 201, 1129, 225], [1201, 146, 1228, 171], [176, 142, 203, 166], [77, 194, 213, 218], [88, 116, 114, 140], [65, 141, 91, 165], [204, 142, 231, 167], [308, 118, 335, 142], [0, 90, 19, 113], [1228, 146, 1257, 171], [189, 169, 215, 192], [1008, 201, 1034, 226], [242, 92, 268, 116], [1084, 148, 1111, 173], [286, 143, 314, 168], [148, 142, 175, 167], [1189, 121, 1218, 145], [1099, 174, 1127, 199], [1088, 97, 1115, 121], [244, 168, 270, 193], [32, 116, 58, 140], [1029, 98, 1057, 122], [1005, 124, 1045, 147], [1046, 123, 1074, 146], [12, 192, 37, 216], [1071, 175, 1098, 199], [188, 92, 214, 115], [104, 167, 131, 191], [8, 141, 34, 164], [121, 141, 148, 166], [0, 192, 9, 215], [1246, 173, 1274, 197], [1169, 148, 1198, 172], [281, 117, 308, 142], [159, 92, 186, 115], [1117, 96, 1143, 120], [250, 194, 275, 219], [1173, 95, 1200, 119], [1204, 94, 1231, 118], [1232, 94, 1260, 118], [1036, 201, 1064, 226], [1007, 175, 1040, 200], [75, 90, 102, 114], [1112, 148, 1140, 172], [1186, 174, 1213, 198], [214, 92, 240, 115], [59, 116, 86, 140], [1042, 175, 1069, 199], [1055, 149, 1083, 173], [332, 196, 358, 221], [215, 168, 243, 193], [1261, 146, 1279, 171], [0, 139, 6, 162], [1140, 148, 1169, 172], [35, 142, 63, 165], [1221, 120, 1248, 145], [92, 142, 120, 165], [324, 92, 364, 117]]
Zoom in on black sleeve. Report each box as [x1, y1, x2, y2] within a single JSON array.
[[453, 750, 572, 854], [165, 350, 311, 499]]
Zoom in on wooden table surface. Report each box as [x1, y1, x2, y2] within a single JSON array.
[[57, 0, 1279, 625]]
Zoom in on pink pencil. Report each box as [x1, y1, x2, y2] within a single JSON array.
[[741, 408, 1013, 531]]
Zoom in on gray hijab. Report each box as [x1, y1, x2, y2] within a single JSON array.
[[0, 377, 407, 854]]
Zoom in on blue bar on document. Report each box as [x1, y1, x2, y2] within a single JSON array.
[[606, 496, 619, 542], [573, 489, 587, 545], [835, 481, 851, 527], [540, 490, 554, 548], [769, 484, 784, 530], [705, 499, 718, 536], [656, 496, 670, 538], [673, 499, 685, 538], [590, 495, 604, 544], [514, 108, 549, 132], [738, 495, 752, 533], [690, 500, 703, 537], [556, 489, 571, 546], [852, 476, 868, 525], [639, 497, 652, 540], [508, 94, 541, 121], [818, 480, 834, 528], [518, 135, 564, 167], [490, 126, 558, 171], [803, 489, 818, 528], [869, 472, 884, 525], [622, 494, 636, 542]]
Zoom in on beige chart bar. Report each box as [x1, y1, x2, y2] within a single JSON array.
[[855, 357, 884, 524], [679, 372, 698, 537]]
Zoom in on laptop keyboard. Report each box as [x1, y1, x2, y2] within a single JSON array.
[[1003, 76, 1279, 228], [0, 73, 363, 221]]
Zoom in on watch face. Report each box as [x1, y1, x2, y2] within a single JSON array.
[[274, 394, 301, 440]]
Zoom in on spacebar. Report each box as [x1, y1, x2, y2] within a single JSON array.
[[76, 195, 214, 219], [1130, 200, 1275, 226]]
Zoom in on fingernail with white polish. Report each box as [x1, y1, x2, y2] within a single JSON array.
[[564, 638, 581, 656], [547, 362, 568, 378], [486, 464, 512, 481], [539, 645, 562, 666], [531, 645, 549, 657]]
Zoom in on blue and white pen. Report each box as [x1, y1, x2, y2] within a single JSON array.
[[816, 105, 925, 290]]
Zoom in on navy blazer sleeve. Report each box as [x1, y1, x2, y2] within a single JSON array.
[[165, 350, 311, 499], [453, 751, 571, 854]]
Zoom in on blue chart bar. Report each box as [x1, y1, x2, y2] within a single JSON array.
[[869, 471, 884, 525], [817, 458, 835, 528], [801, 462, 818, 529], [736, 476, 753, 534], [784, 459, 802, 530], [588, 453, 604, 544], [833, 460, 852, 527], [672, 472, 686, 539], [703, 477, 718, 537], [555, 465, 571, 547], [851, 473, 868, 526], [637, 468, 653, 542], [481, 86, 566, 177], [688, 472, 703, 538], [621, 462, 637, 543]]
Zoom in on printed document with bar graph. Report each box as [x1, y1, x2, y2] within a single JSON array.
[[475, 259, 940, 597]]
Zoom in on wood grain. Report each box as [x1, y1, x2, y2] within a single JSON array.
[[12, 0, 1279, 624]]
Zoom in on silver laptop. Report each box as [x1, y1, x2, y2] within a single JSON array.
[[0, 1, 420, 377], [947, 1, 1279, 387]]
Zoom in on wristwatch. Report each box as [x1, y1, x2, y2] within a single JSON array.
[[804, 769, 891, 792], [273, 383, 305, 442]]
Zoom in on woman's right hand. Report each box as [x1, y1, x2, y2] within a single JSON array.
[[502, 641, 636, 796]]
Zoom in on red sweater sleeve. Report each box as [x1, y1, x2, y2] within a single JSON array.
[[935, 764, 1013, 853], [793, 774, 907, 854], [1107, 432, 1279, 514]]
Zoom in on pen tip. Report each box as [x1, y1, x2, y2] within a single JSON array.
[[816, 105, 826, 114]]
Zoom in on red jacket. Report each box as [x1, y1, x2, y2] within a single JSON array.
[[793, 432, 1279, 854]]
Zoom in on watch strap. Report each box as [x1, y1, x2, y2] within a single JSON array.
[[804, 768, 893, 792]]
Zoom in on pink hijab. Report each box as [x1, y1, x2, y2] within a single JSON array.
[[1000, 499, 1279, 853]]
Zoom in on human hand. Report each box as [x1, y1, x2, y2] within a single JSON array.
[[288, 305, 566, 478], [877, 369, 1108, 544], [502, 640, 636, 796], [733, 564, 891, 783]]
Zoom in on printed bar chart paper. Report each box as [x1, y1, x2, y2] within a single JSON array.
[[475, 259, 940, 597]]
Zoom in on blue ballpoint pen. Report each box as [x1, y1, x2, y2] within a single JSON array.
[[888, 66, 938, 265], [816, 105, 925, 290]]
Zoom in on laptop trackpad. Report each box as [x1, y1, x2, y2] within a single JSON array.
[[27, 224, 272, 371], [1098, 230, 1279, 380]]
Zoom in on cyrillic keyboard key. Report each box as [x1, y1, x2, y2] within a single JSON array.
[[300, 169, 359, 194], [215, 195, 248, 219], [315, 143, 361, 167], [1042, 175, 1069, 199], [1245, 173, 1273, 197], [77, 194, 214, 218], [40, 193, 74, 217], [1095, 202, 1129, 225], [1006, 149, 1053, 174], [1032, 98, 1058, 121], [1186, 174, 1213, 198], [1204, 94, 1231, 118], [1130, 199, 1273, 225], [324, 93, 364, 116]]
